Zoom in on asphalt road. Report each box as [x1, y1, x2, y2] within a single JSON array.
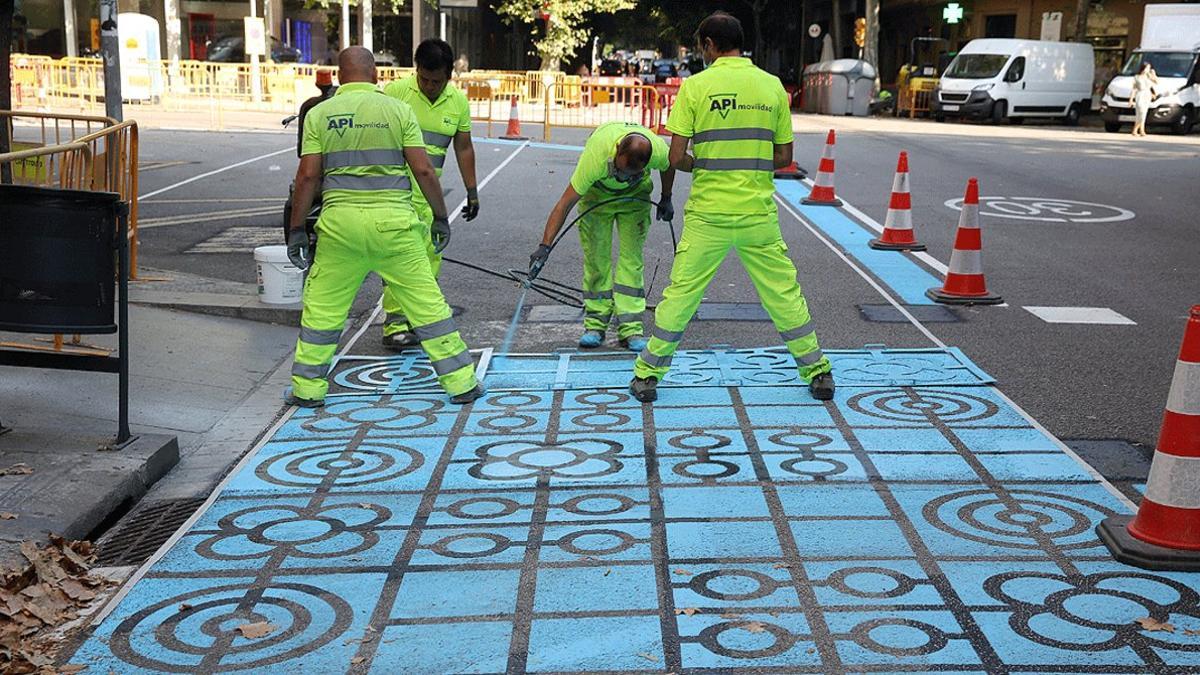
[[132, 118, 1200, 468]]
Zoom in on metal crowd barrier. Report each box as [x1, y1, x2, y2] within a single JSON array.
[[897, 82, 935, 118]]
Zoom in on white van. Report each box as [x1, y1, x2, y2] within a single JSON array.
[[1100, 4, 1200, 135], [933, 39, 1094, 125]]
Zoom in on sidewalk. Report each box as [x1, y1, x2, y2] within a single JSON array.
[[66, 346, 1200, 672], [0, 304, 298, 571]]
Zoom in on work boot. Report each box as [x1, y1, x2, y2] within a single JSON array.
[[809, 372, 835, 401], [629, 376, 658, 403], [450, 384, 485, 405], [619, 335, 649, 352], [579, 330, 604, 348], [382, 331, 419, 351], [284, 390, 324, 409]]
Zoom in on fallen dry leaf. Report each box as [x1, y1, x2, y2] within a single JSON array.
[[772, 563, 792, 569], [0, 513, 15, 520], [673, 607, 699, 616], [358, 503, 372, 510], [720, 612, 745, 620], [236, 621, 276, 639], [1135, 616, 1175, 633], [806, 647, 816, 654], [351, 656, 366, 665], [178, 603, 193, 612], [0, 463, 33, 476], [636, 652, 659, 663], [741, 621, 768, 633], [1184, 628, 1199, 636], [672, 568, 692, 576]]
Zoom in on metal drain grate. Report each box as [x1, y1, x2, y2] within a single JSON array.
[[94, 497, 207, 567], [858, 304, 962, 323]]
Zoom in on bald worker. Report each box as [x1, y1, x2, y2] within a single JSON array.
[[286, 47, 482, 407], [529, 121, 675, 351]]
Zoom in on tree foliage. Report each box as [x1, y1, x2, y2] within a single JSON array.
[[496, 0, 636, 70]]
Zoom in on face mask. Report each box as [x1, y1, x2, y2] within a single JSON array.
[[607, 158, 645, 185]]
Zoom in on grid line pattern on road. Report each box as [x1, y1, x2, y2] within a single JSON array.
[[70, 350, 1200, 672]]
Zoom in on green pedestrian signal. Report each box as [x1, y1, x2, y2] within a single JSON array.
[[943, 2, 964, 24]]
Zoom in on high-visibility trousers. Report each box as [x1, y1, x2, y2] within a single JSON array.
[[578, 185, 651, 339], [382, 199, 442, 337], [292, 204, 477, 400], [633, 214, 832, 382]]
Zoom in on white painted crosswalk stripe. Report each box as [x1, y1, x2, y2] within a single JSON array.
[[1023, 306, 1136, 325]]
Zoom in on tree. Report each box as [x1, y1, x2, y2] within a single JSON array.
[[739, 0, 768, 64], [496, 0, 637, 71]]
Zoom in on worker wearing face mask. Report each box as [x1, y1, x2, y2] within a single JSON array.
[[529, 122, 675, 351]]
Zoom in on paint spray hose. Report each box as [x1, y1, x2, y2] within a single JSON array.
[[440, 194, 676, 308]]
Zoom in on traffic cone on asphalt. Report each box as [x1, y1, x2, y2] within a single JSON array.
[[925, 178, 1002, 305], [869, 151, 926, 251], [774, 161, 807, 180], [500, 96, 528, 141], [802, 130, 841, 206], [1098, 305, 1200, 571]]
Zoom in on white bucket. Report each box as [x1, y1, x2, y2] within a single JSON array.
[[254, 245, 304, 304]]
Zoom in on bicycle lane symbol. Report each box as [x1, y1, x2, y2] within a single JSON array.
[[943, 197, 1135, 223]]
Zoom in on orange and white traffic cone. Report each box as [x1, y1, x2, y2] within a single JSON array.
[[500, 95, 528, 141], [802, 130, 841, 206], [925, 178, 1002, 305], [774, 161, 807, 180], [1099, 305, 1200, 571], [869, 151, 926, 251]]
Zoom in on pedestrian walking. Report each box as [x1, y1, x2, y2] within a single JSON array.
[[1130, 62, 1159, 137], [285, 47, 483, 407], [528, 122, 675, 351], [627, 11, 835, 403], [379, 38, 481, 350]]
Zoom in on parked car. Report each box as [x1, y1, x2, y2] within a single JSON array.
[[652, 59, 678, 83], [597, 58, 624, 77], [932, 38, 1093, 125], [206, 35, 302, 63], [1100, 3, 1200, 134]]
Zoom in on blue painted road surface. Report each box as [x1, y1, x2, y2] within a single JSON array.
[[71, 348, 1200, 673]]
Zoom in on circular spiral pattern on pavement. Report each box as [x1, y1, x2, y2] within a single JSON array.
[[848, 389, 998, 423], [923, 488, 1112, 549], [109, 582, 351, 672], [255, 441, 424, 488], [332, 358, 439, 392]]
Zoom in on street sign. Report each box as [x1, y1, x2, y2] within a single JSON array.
[[808, 23, 821, 38], [440, 0, 478, 6], [943, 3, 964, 24], [1040, 11, 1063, 41], [244, 17, 266, 57]]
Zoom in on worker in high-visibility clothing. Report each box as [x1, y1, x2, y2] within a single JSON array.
[[529, 121, 675, 351], [629, 12, 834, 403], [285, 47, 482, 407], [379, 38, 480, 350]]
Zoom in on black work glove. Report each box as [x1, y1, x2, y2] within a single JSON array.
[[286, 229, 310, 270], [656, 194, 675, 222], [461, 187, 480, 222], [528, 244, 552, 282], [431, 216, 451, 253]]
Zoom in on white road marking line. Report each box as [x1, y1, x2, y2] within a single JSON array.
[[775, 195, 947, 349], [140, 206, 280, 228], [142, 197, 281, 204], [338, 139, 533, 357], [139, 146, 293, 200], [809, 177, 950, 275], [1023, 306, 1137, 325]]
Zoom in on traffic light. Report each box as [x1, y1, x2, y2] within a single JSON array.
[[854, 17, 866, 48]]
